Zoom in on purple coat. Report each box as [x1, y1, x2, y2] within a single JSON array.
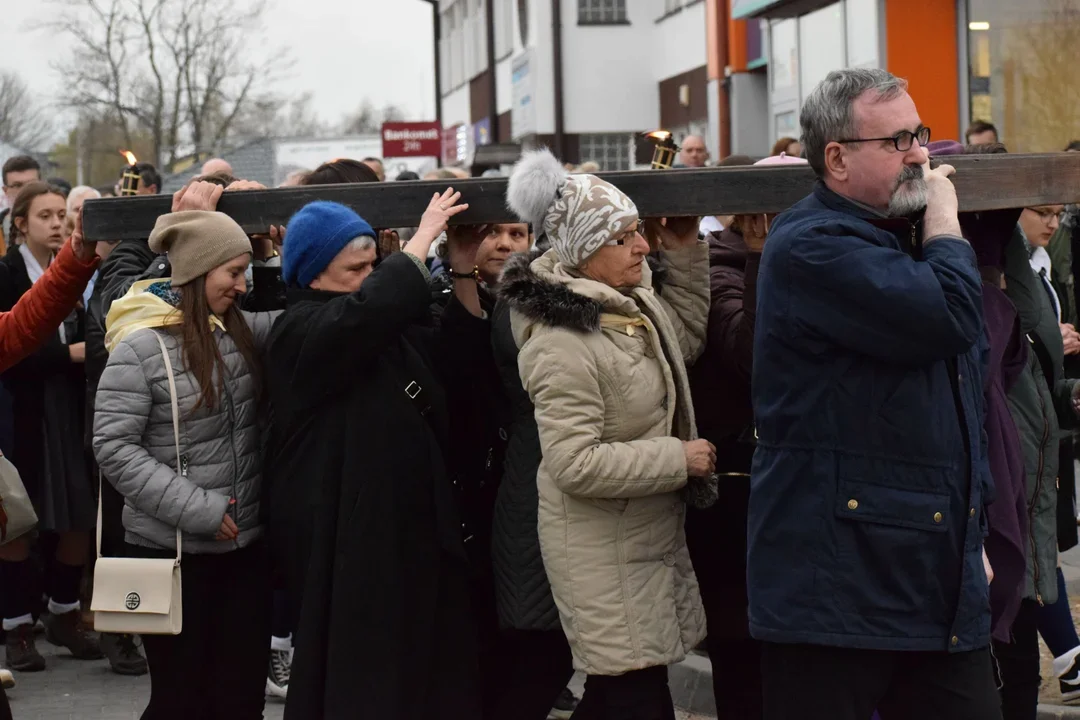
[[929, 139, 1029, 640], [980, 284, 1029, 641]]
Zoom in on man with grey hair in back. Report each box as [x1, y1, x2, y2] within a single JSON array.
[[748, 68, 999, 719]]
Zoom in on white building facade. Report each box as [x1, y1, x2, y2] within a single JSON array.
[[437, 0, 709, 170]]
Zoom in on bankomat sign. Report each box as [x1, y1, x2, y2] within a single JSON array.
[[382, 122, 442, 158]]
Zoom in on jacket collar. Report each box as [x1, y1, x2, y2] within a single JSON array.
[[813, 180, 890, 221], [286, 286, 344, 305], [813, 180, 923, 251]]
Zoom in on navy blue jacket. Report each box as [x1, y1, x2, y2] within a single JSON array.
[[749, 183, 992, 653]]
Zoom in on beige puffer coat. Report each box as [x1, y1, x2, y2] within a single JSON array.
[[502, 242, 710, 676]]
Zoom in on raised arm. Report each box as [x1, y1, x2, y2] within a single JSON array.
[[649, 219, 710, 363], [283, 188, 470, 381], [0, 238, 98, 373]]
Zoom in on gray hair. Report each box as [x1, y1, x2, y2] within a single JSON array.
[[800, 69, 909, 176], [66, 185, 100, 212], [347, 235, 376, 251]]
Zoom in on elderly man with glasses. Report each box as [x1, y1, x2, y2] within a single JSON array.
[[749, 68, 1000, 720]]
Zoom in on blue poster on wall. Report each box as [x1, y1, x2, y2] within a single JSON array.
[[474, 117, 492, 147]]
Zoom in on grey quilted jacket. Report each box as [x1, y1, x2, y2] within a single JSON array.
[[93, 311, 279, 554]]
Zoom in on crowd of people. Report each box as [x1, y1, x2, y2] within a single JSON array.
[[0, 67, 1078, 720]]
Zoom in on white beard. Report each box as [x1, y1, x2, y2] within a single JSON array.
[[888, 178, 928, 217]]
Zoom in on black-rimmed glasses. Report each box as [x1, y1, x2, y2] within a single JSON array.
[[837, 126, 931, 152]]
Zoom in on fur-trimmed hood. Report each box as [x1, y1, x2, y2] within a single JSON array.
[[498, 249, 668, 336]]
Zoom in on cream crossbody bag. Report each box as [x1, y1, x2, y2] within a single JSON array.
[[91, 331, 183, 635]]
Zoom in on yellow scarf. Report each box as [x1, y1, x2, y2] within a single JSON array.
[[104, 278, 227, 353], [599, 313, 648, 337]]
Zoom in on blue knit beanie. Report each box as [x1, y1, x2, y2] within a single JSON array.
[[283, 201, 376, 288]]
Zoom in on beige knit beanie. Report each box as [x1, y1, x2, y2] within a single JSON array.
[[148, 211, 253, 286]]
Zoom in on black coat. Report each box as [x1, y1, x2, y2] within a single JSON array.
[[428, 276, 507, 572], [685, 230, 758, 639], [265, 253, 483, 720], [488, 283, 561, 633], [85, 239, 167, 426], [0, 248, 90, 531]]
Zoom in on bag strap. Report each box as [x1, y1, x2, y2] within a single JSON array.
[[95, 330, 183, 563]]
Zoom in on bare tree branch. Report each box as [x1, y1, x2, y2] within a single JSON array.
[[0, 71, 54, 150], [47, 0, 280, 167]]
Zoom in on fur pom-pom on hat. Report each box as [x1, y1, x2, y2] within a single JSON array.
[[507, 149, 639, 269], [506, 149, 569, 229]]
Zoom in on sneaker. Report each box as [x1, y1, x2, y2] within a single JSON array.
[[548, 687, 579, 720], [0, 666, 14, 690], [5, 624, 45, 672], [42, 610, 103, 660], [266, 648, 291, 699], [100, 633, 148, 676], [1055, 645, 1080, 704]]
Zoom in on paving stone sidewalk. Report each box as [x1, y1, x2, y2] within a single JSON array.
[[4, 644, 712, 720], [2, 640, 284, 720]]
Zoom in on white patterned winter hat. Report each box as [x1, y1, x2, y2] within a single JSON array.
[[507, 150, 639, 268]]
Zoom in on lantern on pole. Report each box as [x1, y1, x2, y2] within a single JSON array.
[[643, 130, 679, 170], [119, 151, 140, 196]]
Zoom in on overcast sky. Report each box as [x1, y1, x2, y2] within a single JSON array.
[[1, 0, 437, 142]]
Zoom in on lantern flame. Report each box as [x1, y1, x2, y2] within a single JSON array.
[[644, 130, 673, 143], [119, 150, 138, 165]]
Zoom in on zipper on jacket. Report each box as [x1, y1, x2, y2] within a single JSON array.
[[946, 356, 975, 593], [222, 376, 241, 549], [1030, 381, 1050, 607], [180, 454, 189, 478]]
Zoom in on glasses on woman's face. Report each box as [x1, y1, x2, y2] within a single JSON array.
[[1029, 207, 1065, 226], [837, 125, 932, 152], [608, 222, 644, 247]]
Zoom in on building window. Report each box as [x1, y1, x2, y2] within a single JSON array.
[[578, 0, 627, 25], [798, 3, 843, 100], [967, 0, 1080, 152], [770, 19, 797, 92], [845, 0, 879, 68], [579, 133, 633, 171], [494, 0, 513, 60]]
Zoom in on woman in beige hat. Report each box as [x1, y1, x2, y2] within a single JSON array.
[[93, 181, 283, 719]]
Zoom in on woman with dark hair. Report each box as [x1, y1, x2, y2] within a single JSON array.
[[298, 159, 380, 186], [688, 153, 809, 720], [770, 136, 801, 157], [0, 182, 102, 673], [93, 181, 281, 719]]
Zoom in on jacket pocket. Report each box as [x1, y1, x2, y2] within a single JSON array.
[[835, 479, 950, 533], [831, 477, 954, 620]]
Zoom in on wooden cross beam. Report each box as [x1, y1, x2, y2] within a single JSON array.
[[82, 153, 1080, 242]]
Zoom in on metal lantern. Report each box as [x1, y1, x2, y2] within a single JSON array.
[[119, 150, 140, 196], [643, 130, 680, 170]]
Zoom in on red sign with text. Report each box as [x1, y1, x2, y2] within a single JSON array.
[[382, 122, 442, 158]]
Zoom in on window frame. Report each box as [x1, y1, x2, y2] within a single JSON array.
[[578, 133, 635, 172], [577, 0, 629, 26]]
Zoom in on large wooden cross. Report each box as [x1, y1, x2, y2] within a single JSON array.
[[82, 153, 1080, 242]]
